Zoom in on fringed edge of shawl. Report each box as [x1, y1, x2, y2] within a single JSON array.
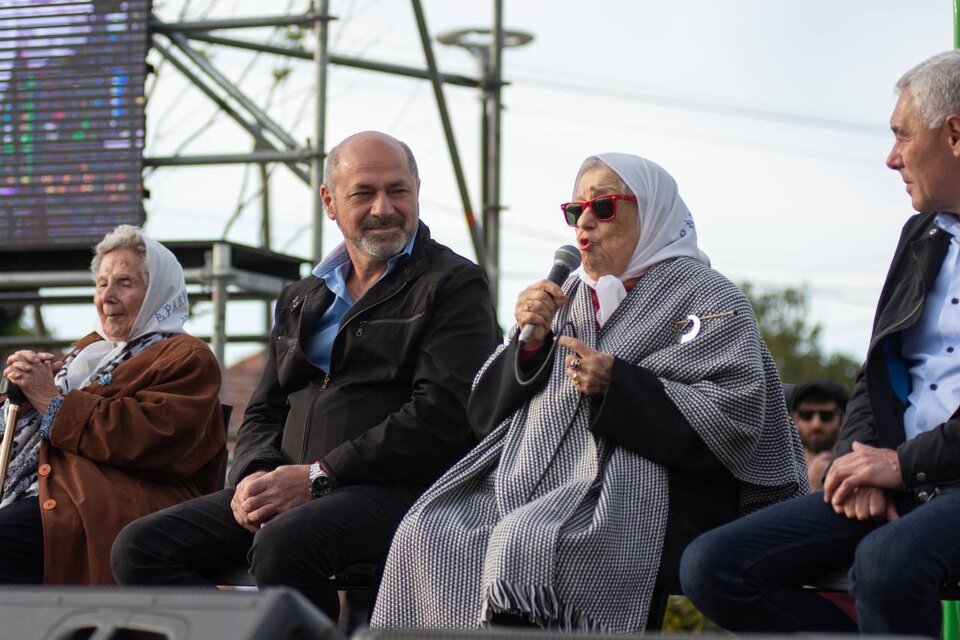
[[480, 579, 610, 633]]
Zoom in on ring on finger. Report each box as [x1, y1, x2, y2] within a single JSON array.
[[572, 357, 581, 371]]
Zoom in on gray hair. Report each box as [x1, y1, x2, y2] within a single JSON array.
[[573, 156, 634, 198], [90, 224, 149, 285], [896, 50, 960, 129], [323, 131, 419, 194]]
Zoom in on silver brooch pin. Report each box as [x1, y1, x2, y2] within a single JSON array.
[[679, 315, 701, 344], [676, 311, 735, 344]]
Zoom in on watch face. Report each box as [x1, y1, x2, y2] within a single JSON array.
[[310, 472, 332, 497]]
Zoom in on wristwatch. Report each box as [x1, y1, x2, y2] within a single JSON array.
[[309, 461, 333, 497]]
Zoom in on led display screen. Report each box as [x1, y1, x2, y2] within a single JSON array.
[[0, 0, 150, 248]]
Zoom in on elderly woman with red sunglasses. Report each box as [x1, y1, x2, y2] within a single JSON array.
[[371, 153, 807, 633]]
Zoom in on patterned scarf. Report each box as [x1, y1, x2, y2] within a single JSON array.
[[0, 332, 168, 507], [371, 257, 807, 633]]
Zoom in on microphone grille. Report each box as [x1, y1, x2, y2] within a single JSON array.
[[554, 245, 582, 271]]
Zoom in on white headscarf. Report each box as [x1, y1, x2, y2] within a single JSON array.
[[64, 231, 189, 391], [576, 153, 710, 326]]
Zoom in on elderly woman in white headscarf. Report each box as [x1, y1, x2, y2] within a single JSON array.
[[371, 154, 808, 632], [0, 225, 225, 585]]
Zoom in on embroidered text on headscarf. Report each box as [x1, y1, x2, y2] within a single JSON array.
[[68, 231, 189, 393]]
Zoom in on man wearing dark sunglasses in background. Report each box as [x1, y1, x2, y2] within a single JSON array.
[[789, 380, 849, 491]]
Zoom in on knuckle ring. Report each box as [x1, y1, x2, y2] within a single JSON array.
[[573, 357, 581, 371]]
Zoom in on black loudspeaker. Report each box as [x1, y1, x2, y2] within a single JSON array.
[[0, 586, 343, 640], [355, 631, 928, 640]]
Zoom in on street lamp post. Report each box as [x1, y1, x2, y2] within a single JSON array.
[[437, 24, 533, 309]]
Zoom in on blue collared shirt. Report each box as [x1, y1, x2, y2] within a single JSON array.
[[304, 223, 418, 372], [902, 213, 960, 440]]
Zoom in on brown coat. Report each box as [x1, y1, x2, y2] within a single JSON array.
[[38, 333, 226, 584]]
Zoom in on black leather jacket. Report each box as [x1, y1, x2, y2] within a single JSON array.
[[837, 211, 958, 500], [229, 223, 501, 488]]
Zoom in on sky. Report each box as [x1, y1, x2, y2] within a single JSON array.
[[37, 0, 959, 365]]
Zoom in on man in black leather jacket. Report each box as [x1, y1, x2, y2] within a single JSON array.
[[111, 131, 501, 619], [680, 50, 960, 637]]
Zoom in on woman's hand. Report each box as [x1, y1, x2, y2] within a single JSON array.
[[556, 336, 614, 396], [3, 350, 59, 414], [515, 280, 566, 350]]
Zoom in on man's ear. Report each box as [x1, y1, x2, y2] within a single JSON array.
[[946, 113, 960, 157], [320, 185, 335, 220]]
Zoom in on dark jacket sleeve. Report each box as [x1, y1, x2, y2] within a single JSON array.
[[589, 357, 724, 471], [835, 216, 924, 463], [229, 294, 293, 486], [834, 366, 878, 459], [897, 415, 960, 490], [467, 332, 555, 440], [323, 263, 501, 486], [838, 350, 960, 493]]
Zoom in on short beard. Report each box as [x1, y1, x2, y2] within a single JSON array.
[[343, 213, 411, 260], [801, 433, 837, 454]]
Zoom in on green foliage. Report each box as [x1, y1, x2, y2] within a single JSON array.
[[280, 25, 306, 47], [0, 305, 28, 337], [0, 305, 31, 363], [662, 596, 725, 633], [740, 282, 860, 391]]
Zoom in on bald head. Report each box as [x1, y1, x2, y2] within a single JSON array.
[[323, 131, 419, 195]]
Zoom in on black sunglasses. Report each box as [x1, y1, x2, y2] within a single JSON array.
[[560, 194, 637, 226], [795, 409, 840, 422]]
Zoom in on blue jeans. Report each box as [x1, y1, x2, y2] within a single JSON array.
[[680, 488, 960, 637]]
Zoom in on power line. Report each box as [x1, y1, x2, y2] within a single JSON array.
[[509, 72, 886, 137]]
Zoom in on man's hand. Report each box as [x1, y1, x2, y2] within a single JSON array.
[[832, 485, 899, 522], [230, 470, 268, 532], [823, 442, 903, 509], [235, 465, 313, 529]]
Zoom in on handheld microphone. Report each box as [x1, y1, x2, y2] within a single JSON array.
[[518, 245, 581, 346]]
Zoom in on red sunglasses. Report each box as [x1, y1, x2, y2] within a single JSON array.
[[560, 194, 637, 226]]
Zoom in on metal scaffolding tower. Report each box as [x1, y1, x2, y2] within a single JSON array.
[[146, 0, 525, 309]]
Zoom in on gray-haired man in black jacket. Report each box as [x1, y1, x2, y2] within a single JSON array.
[[681, 50, 960, 637]]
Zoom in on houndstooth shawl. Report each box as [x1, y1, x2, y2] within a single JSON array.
[[371, 257, 806, 633]]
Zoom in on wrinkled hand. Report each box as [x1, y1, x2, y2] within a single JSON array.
[[515, 280, 566, 350], [832, 485, 899, 522], [3, 350, 59, 414], [556, 336, 614, 396], [823, 442, 903, 509], [233, 465, 312, 530]]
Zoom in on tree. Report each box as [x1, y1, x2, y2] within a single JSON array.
[[0, 306, 25, 334], [741, 282, 860, 392], [0, 305, 32, 363]]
